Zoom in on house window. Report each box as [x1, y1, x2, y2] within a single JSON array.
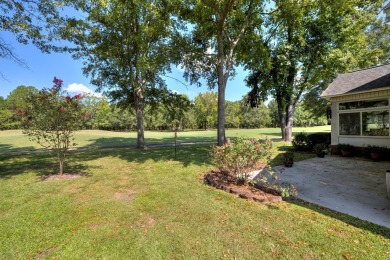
[[339, 113, 360, 135], [362, 111, 389, 136], [338, 98, 390, 137], [339, 99, 388, 110]]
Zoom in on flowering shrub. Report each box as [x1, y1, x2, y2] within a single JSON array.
[[210, 137, 272, 181], [20, 77, 86, 175], [210, 137, 297, 197]]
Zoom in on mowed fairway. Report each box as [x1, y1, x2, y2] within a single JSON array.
[[0, 126, 330, 153]]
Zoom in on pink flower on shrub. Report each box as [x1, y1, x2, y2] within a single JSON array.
[[66, 96, 71, 101], [53, 77, 63, 86], [52, 77, 63, 92], [16, 109, 28, 116], [73, 94, 81, 99], [59, 106, 65, 111]]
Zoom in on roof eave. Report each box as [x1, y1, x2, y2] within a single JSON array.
[[320, 86, 390, 100]]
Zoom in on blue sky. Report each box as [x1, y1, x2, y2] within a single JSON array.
[[0, 31, 250, 101]]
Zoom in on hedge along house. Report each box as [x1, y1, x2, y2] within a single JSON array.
[[321, 64, 390, 149]]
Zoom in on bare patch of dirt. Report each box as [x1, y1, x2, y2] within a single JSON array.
[[34, 246, 57, 259], [147, 217, 156, 227], [204, 170, 282, 203], [89, 223, 104, 230], [41, 172, 87, 181], [135, 217, 157, 229], [114, 189, 136, 202]]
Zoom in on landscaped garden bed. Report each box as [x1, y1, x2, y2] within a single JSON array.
[[207, 137, 297, 200], [204, 169, 282, 203]]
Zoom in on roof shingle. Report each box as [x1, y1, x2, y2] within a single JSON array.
[[321, 63, 390, 98]]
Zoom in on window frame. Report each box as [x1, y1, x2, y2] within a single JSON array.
[[338, 97, 390, 137]]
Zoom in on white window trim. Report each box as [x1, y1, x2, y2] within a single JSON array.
[[337, 97, 390, 138]]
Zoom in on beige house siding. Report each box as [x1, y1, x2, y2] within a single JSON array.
[[330, 89, 390, 102], [330, 102, 338, 146]]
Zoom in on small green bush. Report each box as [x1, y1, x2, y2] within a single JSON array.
[[313, 143, 328, 153], [365, 145, 389, 153], [293, 132, 330, 151], [282, 151, 295, 162], [307, 133, 331, 148], [210, 137, 272, 181], [292, 132, 311, 151]]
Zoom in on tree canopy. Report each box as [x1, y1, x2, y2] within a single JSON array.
[[59, 0, 183, 148], [246, 0, 384, 141], [0, 0, 62, 76], [180, 0, 263, 145]]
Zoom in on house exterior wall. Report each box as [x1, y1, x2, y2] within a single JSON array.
[[331, 102, 338, 145], [330, 89, 390, 148]]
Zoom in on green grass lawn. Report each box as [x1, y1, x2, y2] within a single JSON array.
[[0, 126, 330, 153], [0, 144, 389, 259]]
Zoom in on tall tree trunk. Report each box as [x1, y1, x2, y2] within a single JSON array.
[[217, 83, 226, 146], [284, 102, 295, 142], [132, 15, 145, 149], [283, 25, 296, 142], [280, 116, 286, 140], [203, 1, 253, 146], [216, 21, 226, 146], [276, 92, 286, 140], [134, 87, 145, 148]]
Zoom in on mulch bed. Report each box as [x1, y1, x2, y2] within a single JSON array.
[[204, 170, 282, 203]]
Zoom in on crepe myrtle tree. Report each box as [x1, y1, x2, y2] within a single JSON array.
[[20, 77, 86, 175]]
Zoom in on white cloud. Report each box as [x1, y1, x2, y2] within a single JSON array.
[[66, 83, 102, 98]]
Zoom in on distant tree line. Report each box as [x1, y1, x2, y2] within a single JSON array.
[[0, 86, 327, 131]]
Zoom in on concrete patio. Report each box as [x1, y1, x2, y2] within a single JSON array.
[[274, 156, 390, 229]]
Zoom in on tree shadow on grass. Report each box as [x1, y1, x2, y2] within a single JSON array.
[[0, 153, 49, 179], [77, 136, 216, 168], [268, 145, 315, 167], [0, 152, 92, 179], [287, 197, 390, 239], [73, 144, 213, 169], [81, 130, 284, 150], [0, 144, 37, 154], [0, 144, 13, 151], [82, 136, 217, 149], [0, 144, 212, 179]]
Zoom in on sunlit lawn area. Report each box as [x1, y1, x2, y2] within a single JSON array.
[[1, 142, 389, 258], [0, 126, 330, 153], [3, 125, 385, 258]]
